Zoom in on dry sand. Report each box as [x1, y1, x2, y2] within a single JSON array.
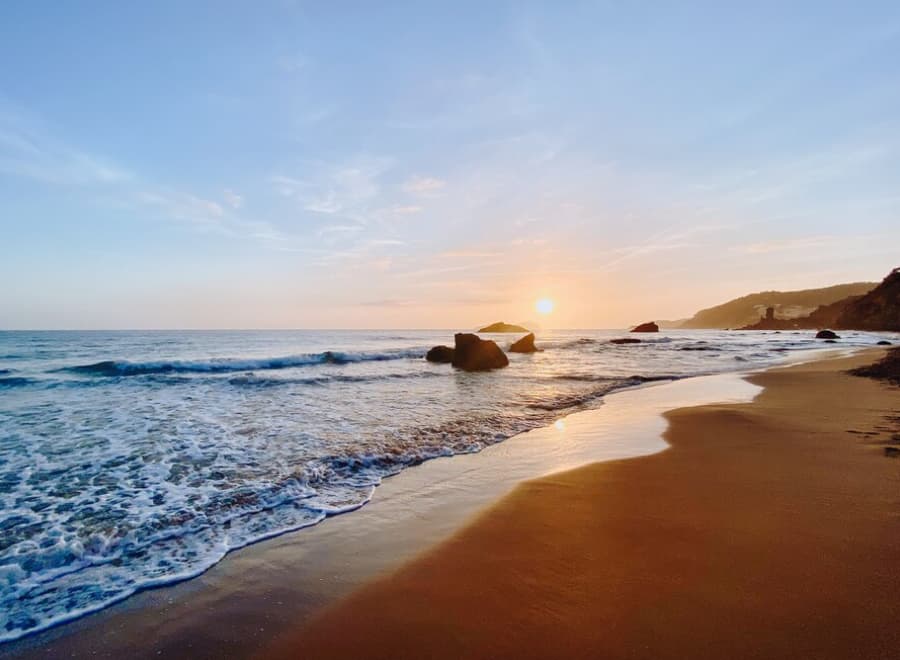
[[269, 350, 900, 659]]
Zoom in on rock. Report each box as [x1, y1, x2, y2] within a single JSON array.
[[877, 340, 892, 346], [425, 345, 455, 363], [509, 333, 539, 353], [631, 321, 659, 333], [610, 338, 641, 345], [885, 447, 900, 458], [451, 333, 509, 371], [816, 329, 840, 339], [824, 339, 837, 343], [849, 347, 900, 386], [477, 321, 530, 333]]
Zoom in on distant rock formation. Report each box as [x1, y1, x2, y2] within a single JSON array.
[[677, 281, 877, 329], [425, 345, 454, 363], [738, 296, 862, 330], [610, 338, 641, 344], [477, 321, 530, 333], [816, 330, 839, 339], [835, 268, 900, 331], [631, 322, 659, 333], [451, 333, 509, 371], [509, 333, 539, 353]]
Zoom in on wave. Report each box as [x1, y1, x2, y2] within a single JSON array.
[[552, 373, 677, 384], [0, 376, 33, 388], [226, 371, 443, 387], [57, 349, 426, 377], [529, 375, 677, 411]]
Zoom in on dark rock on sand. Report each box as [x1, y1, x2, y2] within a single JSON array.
[[610, 338, 641, 345], [849, 347, 900, 386], [885, 447, 900, 458], [425, 346, 455, 363], [631, 322, 659, 333], [816, 330, 840, 339], [478, 321, 529, 333], [509, 333, 539, 353], [452, 333, 509, 371]]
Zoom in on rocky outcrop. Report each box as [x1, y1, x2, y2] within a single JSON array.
[[816, 330, 839, 339], [425, 346, 455, 363], [631, 322, 659, 333], [509, 333, 539, 353], [678, 281, 876, 329], [451, 333, 509, 371], [610, 338, 641, 344], [477, 321, 530, 333], [835, 268, 900, 331], [850, 347, 900, 386]]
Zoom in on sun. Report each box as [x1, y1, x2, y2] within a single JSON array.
[[535, 298, 554, 315]]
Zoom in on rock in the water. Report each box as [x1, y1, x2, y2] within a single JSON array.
[[816, 329, 840, 339], [425, 345, 455, 363], [631, 321, 659, 333], [509, 333, 539, 353], [877, 340, 892, 346], [824, 339, 837, 343], [451, 333, 509, 371], [610, 338, 641, 344], [477, 321, 530, 333]]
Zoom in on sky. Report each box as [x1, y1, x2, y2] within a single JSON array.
[[2, 1, 899, 329]]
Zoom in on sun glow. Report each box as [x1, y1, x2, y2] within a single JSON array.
[[535, 298, 554, 315]]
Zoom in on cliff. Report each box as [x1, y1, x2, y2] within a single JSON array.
[[836, 268, 900, 331], [679, 282, 877, 329]]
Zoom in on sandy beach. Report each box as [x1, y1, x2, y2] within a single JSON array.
[[269, 349, 900, 659]]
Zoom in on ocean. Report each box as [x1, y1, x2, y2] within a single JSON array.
[[0, 328, 892, 641]]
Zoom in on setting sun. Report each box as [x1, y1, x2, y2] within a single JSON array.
[[535, 298, 554, 315]]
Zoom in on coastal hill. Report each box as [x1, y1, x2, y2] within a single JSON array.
[[836, 268, 900, 331], [677, 281, 877, 329], [477, 321, 530, 333]]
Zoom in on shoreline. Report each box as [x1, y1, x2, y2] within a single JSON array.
[[270, 349, 900, 659], [2, 352, 792, 658]]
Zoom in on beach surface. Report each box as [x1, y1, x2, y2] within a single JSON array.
[[269, 350, 900, 659]]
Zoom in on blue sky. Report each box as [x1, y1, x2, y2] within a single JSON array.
[[2, 1, 899, 328]]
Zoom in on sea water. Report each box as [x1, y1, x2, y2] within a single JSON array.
[[0, 328, 892, 641]]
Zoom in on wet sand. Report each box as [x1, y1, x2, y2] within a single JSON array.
[[271, 350, 900, 659]]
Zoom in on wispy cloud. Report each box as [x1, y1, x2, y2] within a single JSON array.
[[358, 298, 418, 308], [736, 234, 879, 255], [223, 188, 243, 209], [0, 105, 298, 249], [273, 156, 392, 220], [276, 53, 309, 73], [0, 111, 132, 186], [387, 205, 423, 215], [402, 175, 445, 195], [438, 250, 502, 258]]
